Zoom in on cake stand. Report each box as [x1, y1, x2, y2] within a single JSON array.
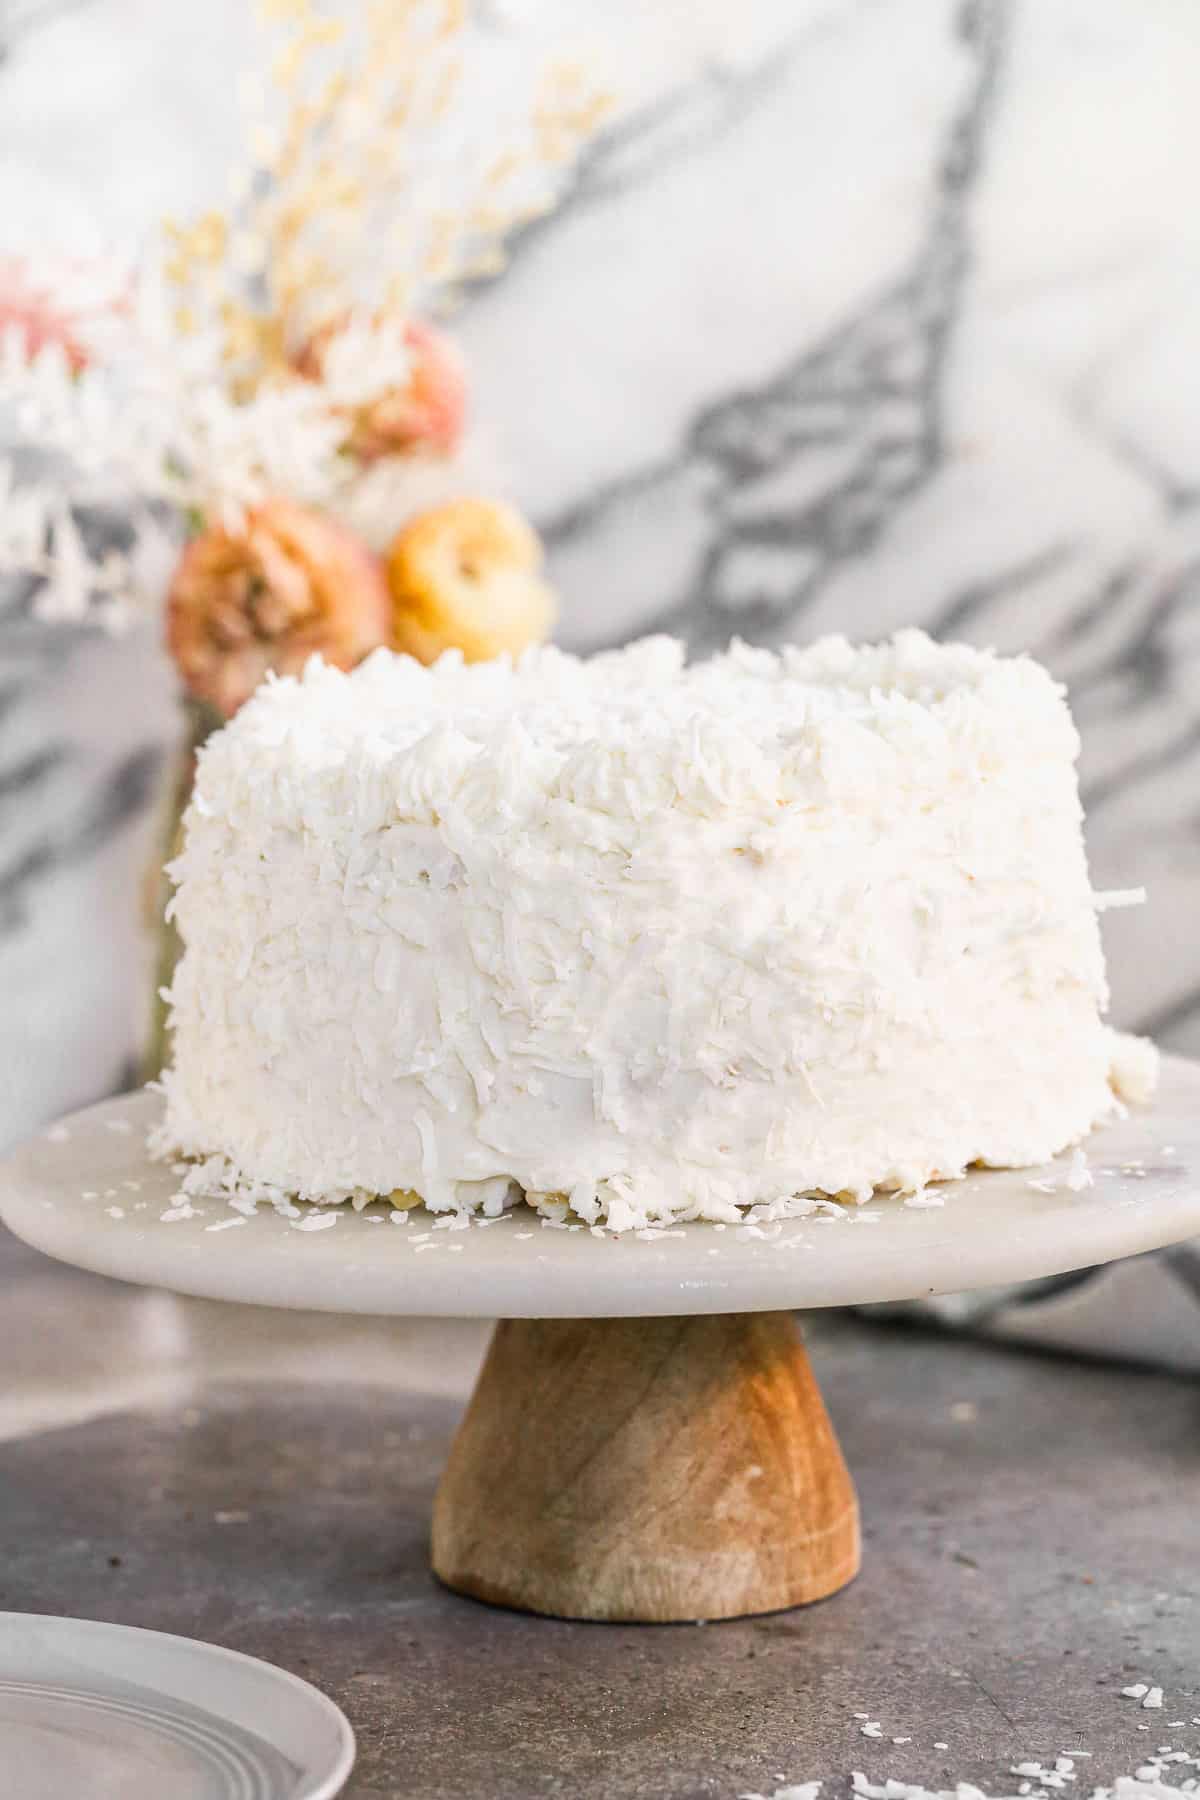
[[3, 1056, 1199, 1625]]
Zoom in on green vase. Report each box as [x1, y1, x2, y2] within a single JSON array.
[[141, 698, 221, 1085]]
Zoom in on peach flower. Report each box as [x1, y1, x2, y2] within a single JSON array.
[[294, 316, 467, 463], [167, 500, 391, 717], [0, 257, 91, 371]]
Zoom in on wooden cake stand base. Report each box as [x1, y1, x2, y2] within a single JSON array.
[[432, 1312, 859, 1621]]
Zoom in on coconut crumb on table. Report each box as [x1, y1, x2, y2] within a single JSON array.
[[744, 1681, 1200, 1800], [740, 1786, 821, 1800], [742, 1769, 1200, 1800]]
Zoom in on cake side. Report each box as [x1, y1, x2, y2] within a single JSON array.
[[157, 631, 1151, 1229]]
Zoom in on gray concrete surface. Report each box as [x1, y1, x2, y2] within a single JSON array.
[[1, 1224, 1198, 1800]]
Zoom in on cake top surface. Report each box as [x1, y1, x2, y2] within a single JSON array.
[[192, 629, 1077, 832]]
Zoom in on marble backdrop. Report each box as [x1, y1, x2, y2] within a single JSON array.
[[1, 0, 1197, 1148]]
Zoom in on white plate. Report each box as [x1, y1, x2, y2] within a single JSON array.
[[1, 1058, 1198, 1318], [0, 1613, 354, 1800]]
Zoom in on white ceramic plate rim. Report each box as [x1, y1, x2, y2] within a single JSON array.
[[0, 1057, 1197, 1318], [0, 1611, 355, 1800]]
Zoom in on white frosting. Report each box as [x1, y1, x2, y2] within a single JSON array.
[[158, 630, 1151, 1229]]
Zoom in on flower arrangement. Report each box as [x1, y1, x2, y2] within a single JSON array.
[[0, 0, 608, 1070], [0, 0, 605, 638]]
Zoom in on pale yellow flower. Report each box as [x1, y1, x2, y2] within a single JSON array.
[[386, 498, 556, 665]]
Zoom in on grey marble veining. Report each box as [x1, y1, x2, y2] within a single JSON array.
[[540, 0, 1007, 650], [1, 0, 1198, 1149]]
